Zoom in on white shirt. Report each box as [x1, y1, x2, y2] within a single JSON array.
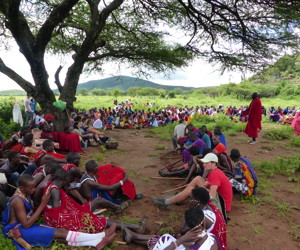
[[93, 119, 103, 129], [24, 98, 31, 112], [174, 123, 186, 137]]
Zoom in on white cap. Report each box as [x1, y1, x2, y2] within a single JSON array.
[[201, 153, 218, 163]]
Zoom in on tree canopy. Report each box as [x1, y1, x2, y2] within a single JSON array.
[[0, 0, 299, 129]]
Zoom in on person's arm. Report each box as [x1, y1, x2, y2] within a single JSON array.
[[164, 227, 204, 250], [209, 185, 218, 200], [50, 188, 61, 208], [86, 174, 128, 191], [13, 193, 50, 228]]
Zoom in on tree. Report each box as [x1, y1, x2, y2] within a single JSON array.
[[91, 89, 106, 96], [0, 1, 299, 130], [113, 88, 120, 98], [78, 88, 88, 96]]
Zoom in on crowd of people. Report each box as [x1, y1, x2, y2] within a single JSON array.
[[0, 92, 297, 249]]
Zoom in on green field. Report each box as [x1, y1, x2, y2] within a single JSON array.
[[2, 94, 300, 111]]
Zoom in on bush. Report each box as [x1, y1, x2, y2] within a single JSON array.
[[262, 126, 294, 140], [289, 136, 300, 147], [0, 119, 21, 140]]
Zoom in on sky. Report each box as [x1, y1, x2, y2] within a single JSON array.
[[0, 45, 249, 92]]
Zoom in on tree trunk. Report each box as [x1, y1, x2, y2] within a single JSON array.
[[39, 100, 69, 132]]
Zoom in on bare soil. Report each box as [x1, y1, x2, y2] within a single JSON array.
[[80, 128, 300, 250]]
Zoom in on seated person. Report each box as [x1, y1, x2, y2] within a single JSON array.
[[0, 151, 36, 196], [152, 153, 233, 214], [186, 187, 227, 250], [229, 149, 258, 196], [171, 119, 187, 150], [211, 135, 226, 154], [32, 159, 57, 186], [79, 160, 143, 205], [197, 127, 211, 149], [213, 126, 226, 148], [2, 127, 29, 152], [32, 128, 59, 149], [122, 207, 219, 250], [159, 146, 201, 178], [182, 132, 206, 164], [34, 140, 66, 166], [43, 168, 146, 233], [2, 174, 117, 250], [20, 133, 40, 161]]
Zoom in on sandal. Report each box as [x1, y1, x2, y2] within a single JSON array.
[[136, 216, 148, 234], [116, 200, 132, 213]]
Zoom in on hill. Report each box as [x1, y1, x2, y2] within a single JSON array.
[[0, 89, 26, 96], [75, 75, 194, 91]]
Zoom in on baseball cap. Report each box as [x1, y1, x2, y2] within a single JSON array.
[[201, 153, 218, 163]]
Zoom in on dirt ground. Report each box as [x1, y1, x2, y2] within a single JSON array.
[[80, 128, 300, 250]]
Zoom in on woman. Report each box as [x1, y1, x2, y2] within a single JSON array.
[[20, 133, 40, 161]]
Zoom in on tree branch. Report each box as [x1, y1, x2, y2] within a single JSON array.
[[0, 57, 35, 95], [54, 65, 64, 93]]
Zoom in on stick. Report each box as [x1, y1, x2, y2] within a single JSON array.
[[93, 209, 107, 215], [151, 177, 186, 180], [114, 241, 127, 245], [8, 183, 17, 190], [162, 184, 188, 194]]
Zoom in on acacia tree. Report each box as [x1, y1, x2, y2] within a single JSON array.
[[0, 0, 299, 130]]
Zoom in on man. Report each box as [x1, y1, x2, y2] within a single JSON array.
[[213, 126, 226, 148], [152, 153, 233, 213], [171, 118, 187, 150], [197, 127, 211, 149], [24, 93, 33, 126], [244, 92, 262, 144], [2, 174, 116, 250], [182, 132, 206, 164], [211, 135, 226, 154], [229, 149, 258, 196], [0, 151, 36, 195], [34, 140, 66, 166]]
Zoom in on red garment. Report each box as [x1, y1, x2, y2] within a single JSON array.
[[213, 143, 226, 154], [43, 182, 106, 233], [96, 164, 136, 201], [206, 130, 213, 140], [62, 163, 76, 171], [244, 98, 262, 138], [207, 168, 233, 211], [208, 201, 227, 250], [291, 112, 300, 135], [59, 132, 84, 153]]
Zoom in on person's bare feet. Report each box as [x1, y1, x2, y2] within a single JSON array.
[[96, 233, 116, 250], [105, 223, 117, 237], [122, 225, 134, 244]]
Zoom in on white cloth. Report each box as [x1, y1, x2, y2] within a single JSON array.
[[12, 104, 23, 125], [203, 209, 216, 233], [93, 119, 103, 129], [0, 173, 7, 184], [152, 234, 185, 250]]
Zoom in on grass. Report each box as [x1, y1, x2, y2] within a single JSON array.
[[120, 216, 140, 224], [277, 202, 292, 216], [159, 226, 175, 235], [144, 133, 154, 138], [252, 225, 263, 235], [142, 177, 151, 183], [147, 153, 158, 157], [155, 145, 168, 150]]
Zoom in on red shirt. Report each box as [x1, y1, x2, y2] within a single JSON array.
[[207, 168, 233, 211]]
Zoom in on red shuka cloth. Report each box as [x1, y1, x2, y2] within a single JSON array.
[[244, 98, 262, 138], [43, 182, 106, 233], [96, 164, 137, 201], [59, 132, 84, 153]]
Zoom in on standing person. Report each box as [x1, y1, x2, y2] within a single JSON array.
[[24, 93, 33, 126], [244, 92, 262, 144]]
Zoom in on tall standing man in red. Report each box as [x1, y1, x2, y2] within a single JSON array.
[[244, 92, 262, 144]]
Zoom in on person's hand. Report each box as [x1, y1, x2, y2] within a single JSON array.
[[178, 227, 205, 244], [40, 192, 51, 207], [54, 143, 59, 149], [176, 182, 187, 188]]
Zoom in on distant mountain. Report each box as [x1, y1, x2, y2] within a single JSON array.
[[0, 89, 26, 96], [75, 75, 193, 92]]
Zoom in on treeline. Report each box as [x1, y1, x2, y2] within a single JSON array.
[[77, 53, 300, 99]]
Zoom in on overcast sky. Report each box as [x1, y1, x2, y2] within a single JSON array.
[[0, 45, 249, 91]]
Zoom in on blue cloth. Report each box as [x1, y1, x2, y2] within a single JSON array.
[[2, 194, 55, 250]]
